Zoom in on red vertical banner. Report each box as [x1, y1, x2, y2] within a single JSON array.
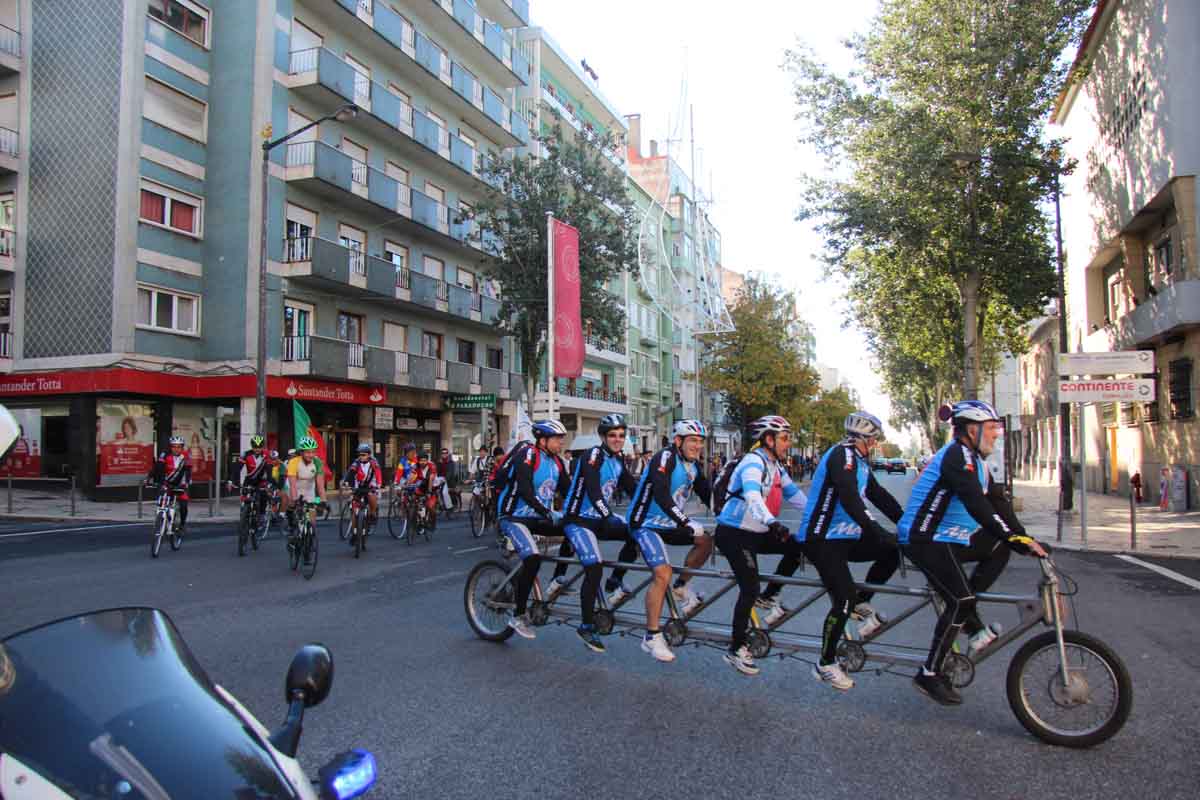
[[551, 218, 584, 378]]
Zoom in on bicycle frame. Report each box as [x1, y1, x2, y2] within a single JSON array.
[[488, 539, 1063, 676]]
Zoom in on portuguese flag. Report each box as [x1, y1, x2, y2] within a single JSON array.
[[293, 400, 332, 479]]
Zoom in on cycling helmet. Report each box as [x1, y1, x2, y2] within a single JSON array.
[[747, 415, 791, 442], [298, 436, 317, 451], [844, 411, 884, 439], [250, 434, 266, 448], [168, 435, 185, 446], [270, 450, 279, 459], [672, 419, 707, 439], [950, 400, 1001, 424], [404, 442, 417, 452], [356, 443, 372, 455], [287, 449, 297, 458], [598, 414, 627, 435], [532, 419, 568, 438]]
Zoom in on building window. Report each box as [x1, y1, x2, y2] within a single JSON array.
[[421, 332, 443, 359], [137, 285, 199, 335], [1153, 236, 1173, 282], [486, 346, 503, 370], [139, 180, 202, 237], [0, 291, 10, 334], [143, 76, 207, 142], [456, 268, 475, 291], [148, 0, 210, 47], [1169, 358, 1194, 420], [456, 338, 475, 364], [336, 311, 363, 343]]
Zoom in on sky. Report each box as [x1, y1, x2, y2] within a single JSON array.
[[529, 0, 914, 447]]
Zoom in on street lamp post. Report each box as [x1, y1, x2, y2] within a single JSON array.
[[255, 104, 358, 437]]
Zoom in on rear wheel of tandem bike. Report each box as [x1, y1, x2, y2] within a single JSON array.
[[151, 511, 168, 558], [464, 560, 516, 642], [1006, 629, 1132, 748]]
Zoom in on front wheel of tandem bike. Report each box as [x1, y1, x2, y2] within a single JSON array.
[[1005, 629, 1132, 748], [464, 560, 516, 642]]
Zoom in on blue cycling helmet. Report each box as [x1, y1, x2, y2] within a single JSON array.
[[532, 419, 567, 438], [950, 400, 1000, 424]]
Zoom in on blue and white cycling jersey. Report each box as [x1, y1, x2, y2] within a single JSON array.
[[898, 442, 990, 545], [626, 447, 701, 531], [798, 443, 872, 542], [497, 444, 566, 520], [564, 445, 636, 520], [715, 449, 806, 533]]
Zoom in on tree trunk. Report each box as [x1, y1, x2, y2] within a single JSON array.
[[961, 268, 981, 399]]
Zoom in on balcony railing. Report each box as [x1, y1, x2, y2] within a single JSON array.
[[288, 48, 318, 73], [0, 331, 10, 358], [395, 350, 409, 374], [347, 341, 365, 368], [544, 379, 628, 405], [283, 236, 312, 262], [347, 246, 366, 276], [0, 24, 19, 58], [0, 229, 12, 258], [586, 334, 623, 353], [435, 359, 448, 379], [471, 364, 483, 384], [349, 156, 367, 187], [395, 266, 411, 289], [436, 280, 450, 302], [285, 140, 314, 167], [0, 128, 17, 157], [282, 335, 311, 361], [470, 291, 483, 312]]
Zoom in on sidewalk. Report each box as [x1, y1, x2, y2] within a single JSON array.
[[0, 485, 243, 524], [1015, 478, 1200, 558]]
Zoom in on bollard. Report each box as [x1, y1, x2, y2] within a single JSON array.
[[209, 477, 215, 517], [138, 481, 143, 520], [70, 476, 76, 516], [1129, 483, 1138, 551]]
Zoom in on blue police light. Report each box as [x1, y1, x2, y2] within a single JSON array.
[[319, 749, 377, 799]]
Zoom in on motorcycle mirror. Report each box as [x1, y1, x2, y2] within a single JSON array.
[[318, 749, 377, 800], [285, 643, 334, 707]]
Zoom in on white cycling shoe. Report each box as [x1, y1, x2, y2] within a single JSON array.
[[813, 662, 854, 691], [641, 632, 676, 662], [507, 614, 536, 640], [968, 624, 1001, 656], [672, 584, 702, 615]]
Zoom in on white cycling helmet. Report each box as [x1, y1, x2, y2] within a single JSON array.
[[747, 415, 791, 442], [672, 419, 707, 439], [532, 419, 568, 438], [844, 411, 884, 439], [950, 400, 1001, 424]]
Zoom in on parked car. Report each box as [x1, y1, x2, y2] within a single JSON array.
[[872, 458, 888, 471], [886, 458, 908, 474]]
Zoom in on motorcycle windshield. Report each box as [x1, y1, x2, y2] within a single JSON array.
[[0, 608, 297, 799]]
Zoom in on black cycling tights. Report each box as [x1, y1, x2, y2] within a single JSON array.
[[799, 537, 899, 665], [515, 554, 541, 616], [906, 534, 1010, 673], [713, 525, 799, 652]]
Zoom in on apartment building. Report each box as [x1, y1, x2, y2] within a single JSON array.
[[1053, 0, 1199, 505], [0, 0, 534, 494], [518, 27, 638, 449]]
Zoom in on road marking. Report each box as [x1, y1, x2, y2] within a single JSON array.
[[413, 570, 465, 585], [454, 545, 489, 555], [1115, 554, 1200, 591], [393, 559, 428, 568], [0, 523, 135, 539]]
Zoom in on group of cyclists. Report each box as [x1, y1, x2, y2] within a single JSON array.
[[491, 401, 1049, 707], [144, 433, 462, 559]]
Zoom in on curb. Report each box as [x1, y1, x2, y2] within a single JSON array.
[[1044, 540, 1200, 561], [0, 514, 242, 525]]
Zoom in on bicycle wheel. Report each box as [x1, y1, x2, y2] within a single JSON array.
[[288, 524, 302, 571], [353, 508, 364, 559], [237, 504, 249, 557], [464, 560, 516, 642], [301, 526, 319, 580], [407, 505, 419, 546], [250, 514, 261, 551], [338, 501, 351, 540], [387, 497, 405, 539], [469, 496, 483, 538], [170, 512, 183, 551], [1006, 629, 1133, 748], [151, 511, 167, 558]]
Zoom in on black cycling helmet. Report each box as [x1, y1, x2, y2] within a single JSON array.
[[250, 434, 265, 448], [598, 413, 627, 436]]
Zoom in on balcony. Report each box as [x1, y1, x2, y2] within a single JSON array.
[[1085, 279, 1200, 351], [405, 0, 529, 89], [534, 379, 629, 415], [285, 47, 496, 193], [283, 140, 488, 259], [313, 1, 529, 148], [0, 127, 17, 174], [281, 235, 379, 295], [584, 334, 629, 366], [0, 331, 11, 362], [474, 0, 529, 29], [280, 335, 368, 381], [0, 24, 19, 75]]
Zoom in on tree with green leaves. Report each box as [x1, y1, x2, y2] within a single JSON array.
[[467, 123, 638, 404], [791, 0, 1089, 402], [697, 276, 820, 447]]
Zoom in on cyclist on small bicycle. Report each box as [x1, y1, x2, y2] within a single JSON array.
[[234, 434, 274, 519], [286, 438, 327, 516], [145, 435, 191, 533], [899, 400, 1049, 706], [341, 443, 382, 528]]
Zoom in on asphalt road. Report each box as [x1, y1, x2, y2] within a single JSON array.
[[2, 471, 1198, 798]]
